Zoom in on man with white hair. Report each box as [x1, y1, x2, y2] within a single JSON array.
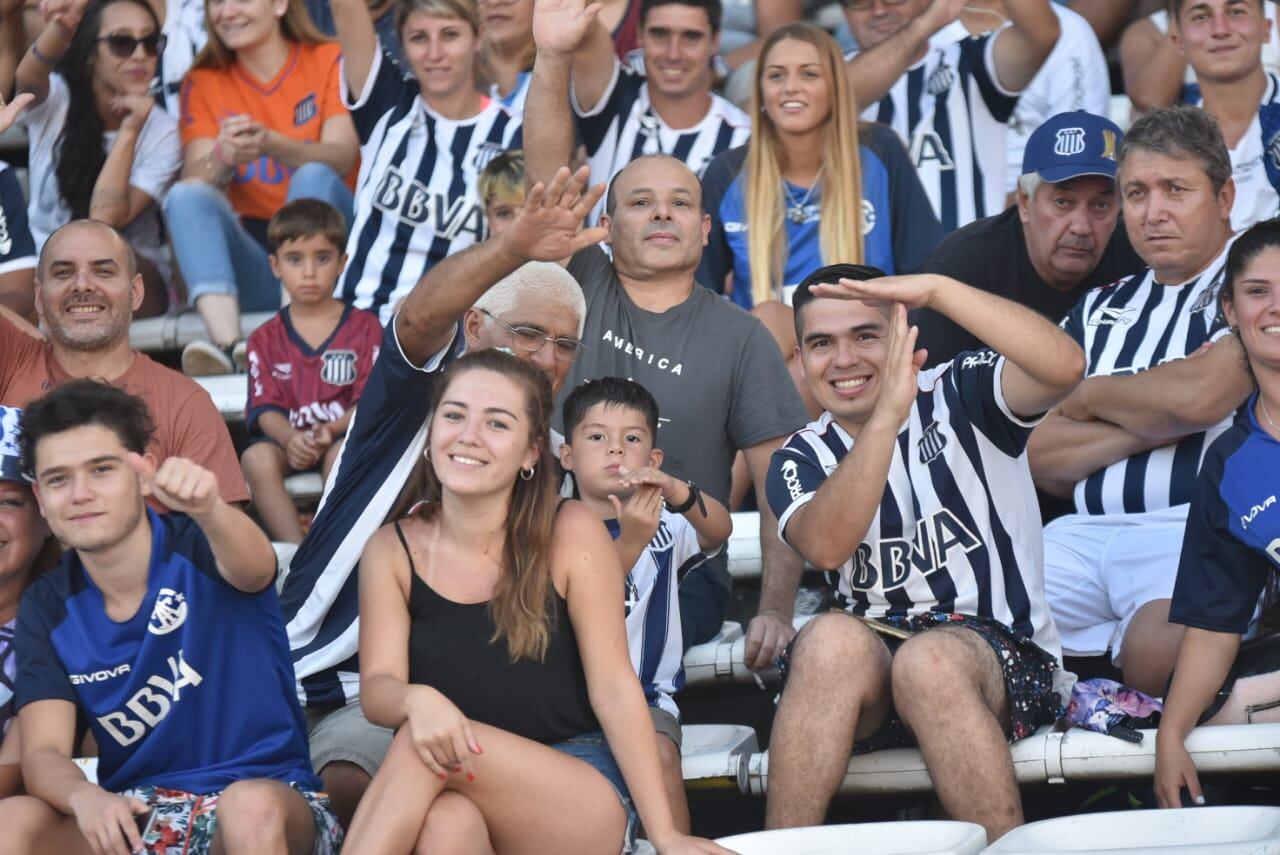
[[277, 167, 608, 829]]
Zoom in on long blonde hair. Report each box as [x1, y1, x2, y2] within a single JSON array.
[[747, 23, 864, 308], [193, 0, 329, 70]]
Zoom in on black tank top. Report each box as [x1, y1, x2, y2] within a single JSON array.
[[397, 520, 598, 745]]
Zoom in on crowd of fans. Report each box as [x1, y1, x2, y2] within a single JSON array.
[[0, 0, 1277, 852]]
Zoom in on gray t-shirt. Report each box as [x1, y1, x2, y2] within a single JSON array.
[[562, 246, 808, 506]]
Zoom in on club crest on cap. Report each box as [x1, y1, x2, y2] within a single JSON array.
[[1054, 128, 1087, 157]]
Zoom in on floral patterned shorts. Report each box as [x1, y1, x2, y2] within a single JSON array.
[[119, 783, 343, 855], [779, 611, 1064, 754]]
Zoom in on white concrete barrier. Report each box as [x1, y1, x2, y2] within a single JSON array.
[[717, 821, 987, 855], [984, 805, 1280, 854]]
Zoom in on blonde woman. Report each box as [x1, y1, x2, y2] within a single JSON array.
[[699, 22, 941, 311]]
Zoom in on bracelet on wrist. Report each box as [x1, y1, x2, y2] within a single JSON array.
[[30, 41, 63, 66], [211, 140, 234, 168], [665, 480, 705, 516]]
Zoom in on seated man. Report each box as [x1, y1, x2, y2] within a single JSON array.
[[1, 380, 339, 854], [1028, 106, 1256, 695], [764, 263, 1083, 841], [919, 111, 1146, 367]]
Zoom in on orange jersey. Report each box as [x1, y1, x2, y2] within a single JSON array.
[[180, 41, 356, 222]]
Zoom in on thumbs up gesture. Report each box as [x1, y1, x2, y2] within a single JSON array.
[[128, 453, 219, 519]]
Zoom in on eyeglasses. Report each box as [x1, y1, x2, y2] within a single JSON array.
[[479, 309, 586, 362], [97, 32, 167, 59], [843, 0, 909, 10]]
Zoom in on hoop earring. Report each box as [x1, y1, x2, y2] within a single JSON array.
[[423, 448, 431, 461], [520, 466, 535, 481]]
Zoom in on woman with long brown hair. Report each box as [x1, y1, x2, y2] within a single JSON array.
[[699, 22, 940, 311], [346, 349, 730, 854]]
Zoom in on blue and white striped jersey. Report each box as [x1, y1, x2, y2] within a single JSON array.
[[574, 59, 750, 223], [765, 351, 1061, 658], [338, 46, 523, 324], [1189, 73, 1280, 232], [1062, 245, 1234, 517], [850, 22, 1019, 233], [607, 510, 708, 719]]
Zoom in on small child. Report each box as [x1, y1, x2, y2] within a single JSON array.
[[559, 377, 732, 835], [241, 200, 382, 543], [477, 149, 526, 239]]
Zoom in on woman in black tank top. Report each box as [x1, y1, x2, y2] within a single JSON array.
[[343, 350, 732, 855]]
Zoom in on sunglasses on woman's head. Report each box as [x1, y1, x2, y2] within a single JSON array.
[[96, 32, 166, 59]]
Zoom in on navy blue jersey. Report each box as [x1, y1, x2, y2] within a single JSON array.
[[0, 162, 36, 275], [15, 510, 319, 794], [698, 125, 943, 308], [1171, 400, 1280, 634], [281, 319, 461, 708]]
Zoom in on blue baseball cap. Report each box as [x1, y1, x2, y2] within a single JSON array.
[[1022, 111, 1123, 184], [0, 406, 27, 484]]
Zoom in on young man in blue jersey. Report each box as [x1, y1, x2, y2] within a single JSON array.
[[1028, 106, 1257, 696], [559, 376, 732, 834], [763, 263, 1084, 841], [1, 380, 340, 855], [842, 0, 1059, 232]]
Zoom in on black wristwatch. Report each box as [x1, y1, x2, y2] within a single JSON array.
[[666, 480, 706, 517]]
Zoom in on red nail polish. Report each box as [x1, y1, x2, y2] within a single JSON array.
[[438, 772, 447, 780], [466, 773, 475, 782]]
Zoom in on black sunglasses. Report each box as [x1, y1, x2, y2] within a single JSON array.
[[97, 32, 166, 59]]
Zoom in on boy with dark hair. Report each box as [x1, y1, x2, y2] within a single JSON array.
[[242, 199, 383, 543], [1, 379, 340, 854], [478, 149, 528, 239], [559, 376, 731, 834]]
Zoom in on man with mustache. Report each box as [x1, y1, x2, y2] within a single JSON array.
[[0, 219, 247, 507], [528, 0, 811, 662], [917, 112, 1146, 367], [1028, 106, 1255, 696]]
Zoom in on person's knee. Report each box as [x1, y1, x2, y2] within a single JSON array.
[[163, 178, 221, 217], [0, 796, 58, 853], [788, 612, 884, 682], [1119, 600, 1183, 694], [216, 780, 292, 839], [657, 734, 682, 777], [416, 792, 488, 853], [241, 442, 285, 478], [891, 630, 990, 718]]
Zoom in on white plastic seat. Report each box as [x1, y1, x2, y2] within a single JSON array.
[[735, 723, 1280, 796], [72, 757, 98, 784], [682, 616, 817, 688], [680, 723, 758, 783], [727, 511, 761, 579], [984, 805, 1280, 854], [195, 374, 248, 422], [717, 821, 987, 855], [129, 311, 273, 354]]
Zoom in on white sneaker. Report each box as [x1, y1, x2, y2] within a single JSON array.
[[182, 340, 234, 376], [231, 339, 248, 372]]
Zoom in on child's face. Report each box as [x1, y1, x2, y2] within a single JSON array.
[[484, 195, 523, 239], [559, 403, 661, 503], [269, 234, 347, 306]]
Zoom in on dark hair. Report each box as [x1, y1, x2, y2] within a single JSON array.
[[1219, 218, 1280, 377], [791, 262, 887, 340], [561, 377, 661, 443], [267, 199, 348, 253], [1170, 0, 1265, 21], [414, 349, 560, 662], [1118, 104, 1232, 194], [640, 0, 721, 34], [55, 0, 161, 220], [20, 380, 155, 478]]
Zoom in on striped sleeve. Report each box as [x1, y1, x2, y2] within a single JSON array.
[[766, 439, 826, 547]]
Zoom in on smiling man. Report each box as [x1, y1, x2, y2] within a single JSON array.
[[1028, 106, 1256, 696], [551, 0, 751, 223], [0, 219, 247, 507], [763, 263, 1083, 841], [918, 111, 1146, 366]]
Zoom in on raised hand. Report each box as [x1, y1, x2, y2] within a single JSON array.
[[532, 0, 602, 55], [404, 684, 483, 782], [615, 465, 679, 501], [808, 274, 941, 311], [68, 785, 149, 855], [496, 164, 608, 262], [110, 94, 154, 132], [608, 484, 662, 548], [869, 303, 926, 430], [922, 0, 966, 33], [39, 0, 89, 29], [128, 453, 220, 519]]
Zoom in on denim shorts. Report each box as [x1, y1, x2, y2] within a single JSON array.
[[550, 731, 638, 853]]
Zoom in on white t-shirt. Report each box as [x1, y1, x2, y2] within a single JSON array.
[[1005, 5, 1111, 191], [158, 0, 208, 116], [23, 74, 182, 279]]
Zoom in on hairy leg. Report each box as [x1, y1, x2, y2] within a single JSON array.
[[891, 627, 1018, 842], [1119, 599, 1185, 697], [345, 723, 628, 855], [210, 778, 317, 855], [414, 792, 496, 855], [242, 442, 305, 544], [765, 612, 892, 829]]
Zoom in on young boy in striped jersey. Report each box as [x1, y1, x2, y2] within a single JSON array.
[[763, 262, 1084, 842], [559, 377, 731, 834]]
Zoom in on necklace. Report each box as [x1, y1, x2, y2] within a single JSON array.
[[783, 167, 824, 224], [1261, 395, 1280, 432]]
